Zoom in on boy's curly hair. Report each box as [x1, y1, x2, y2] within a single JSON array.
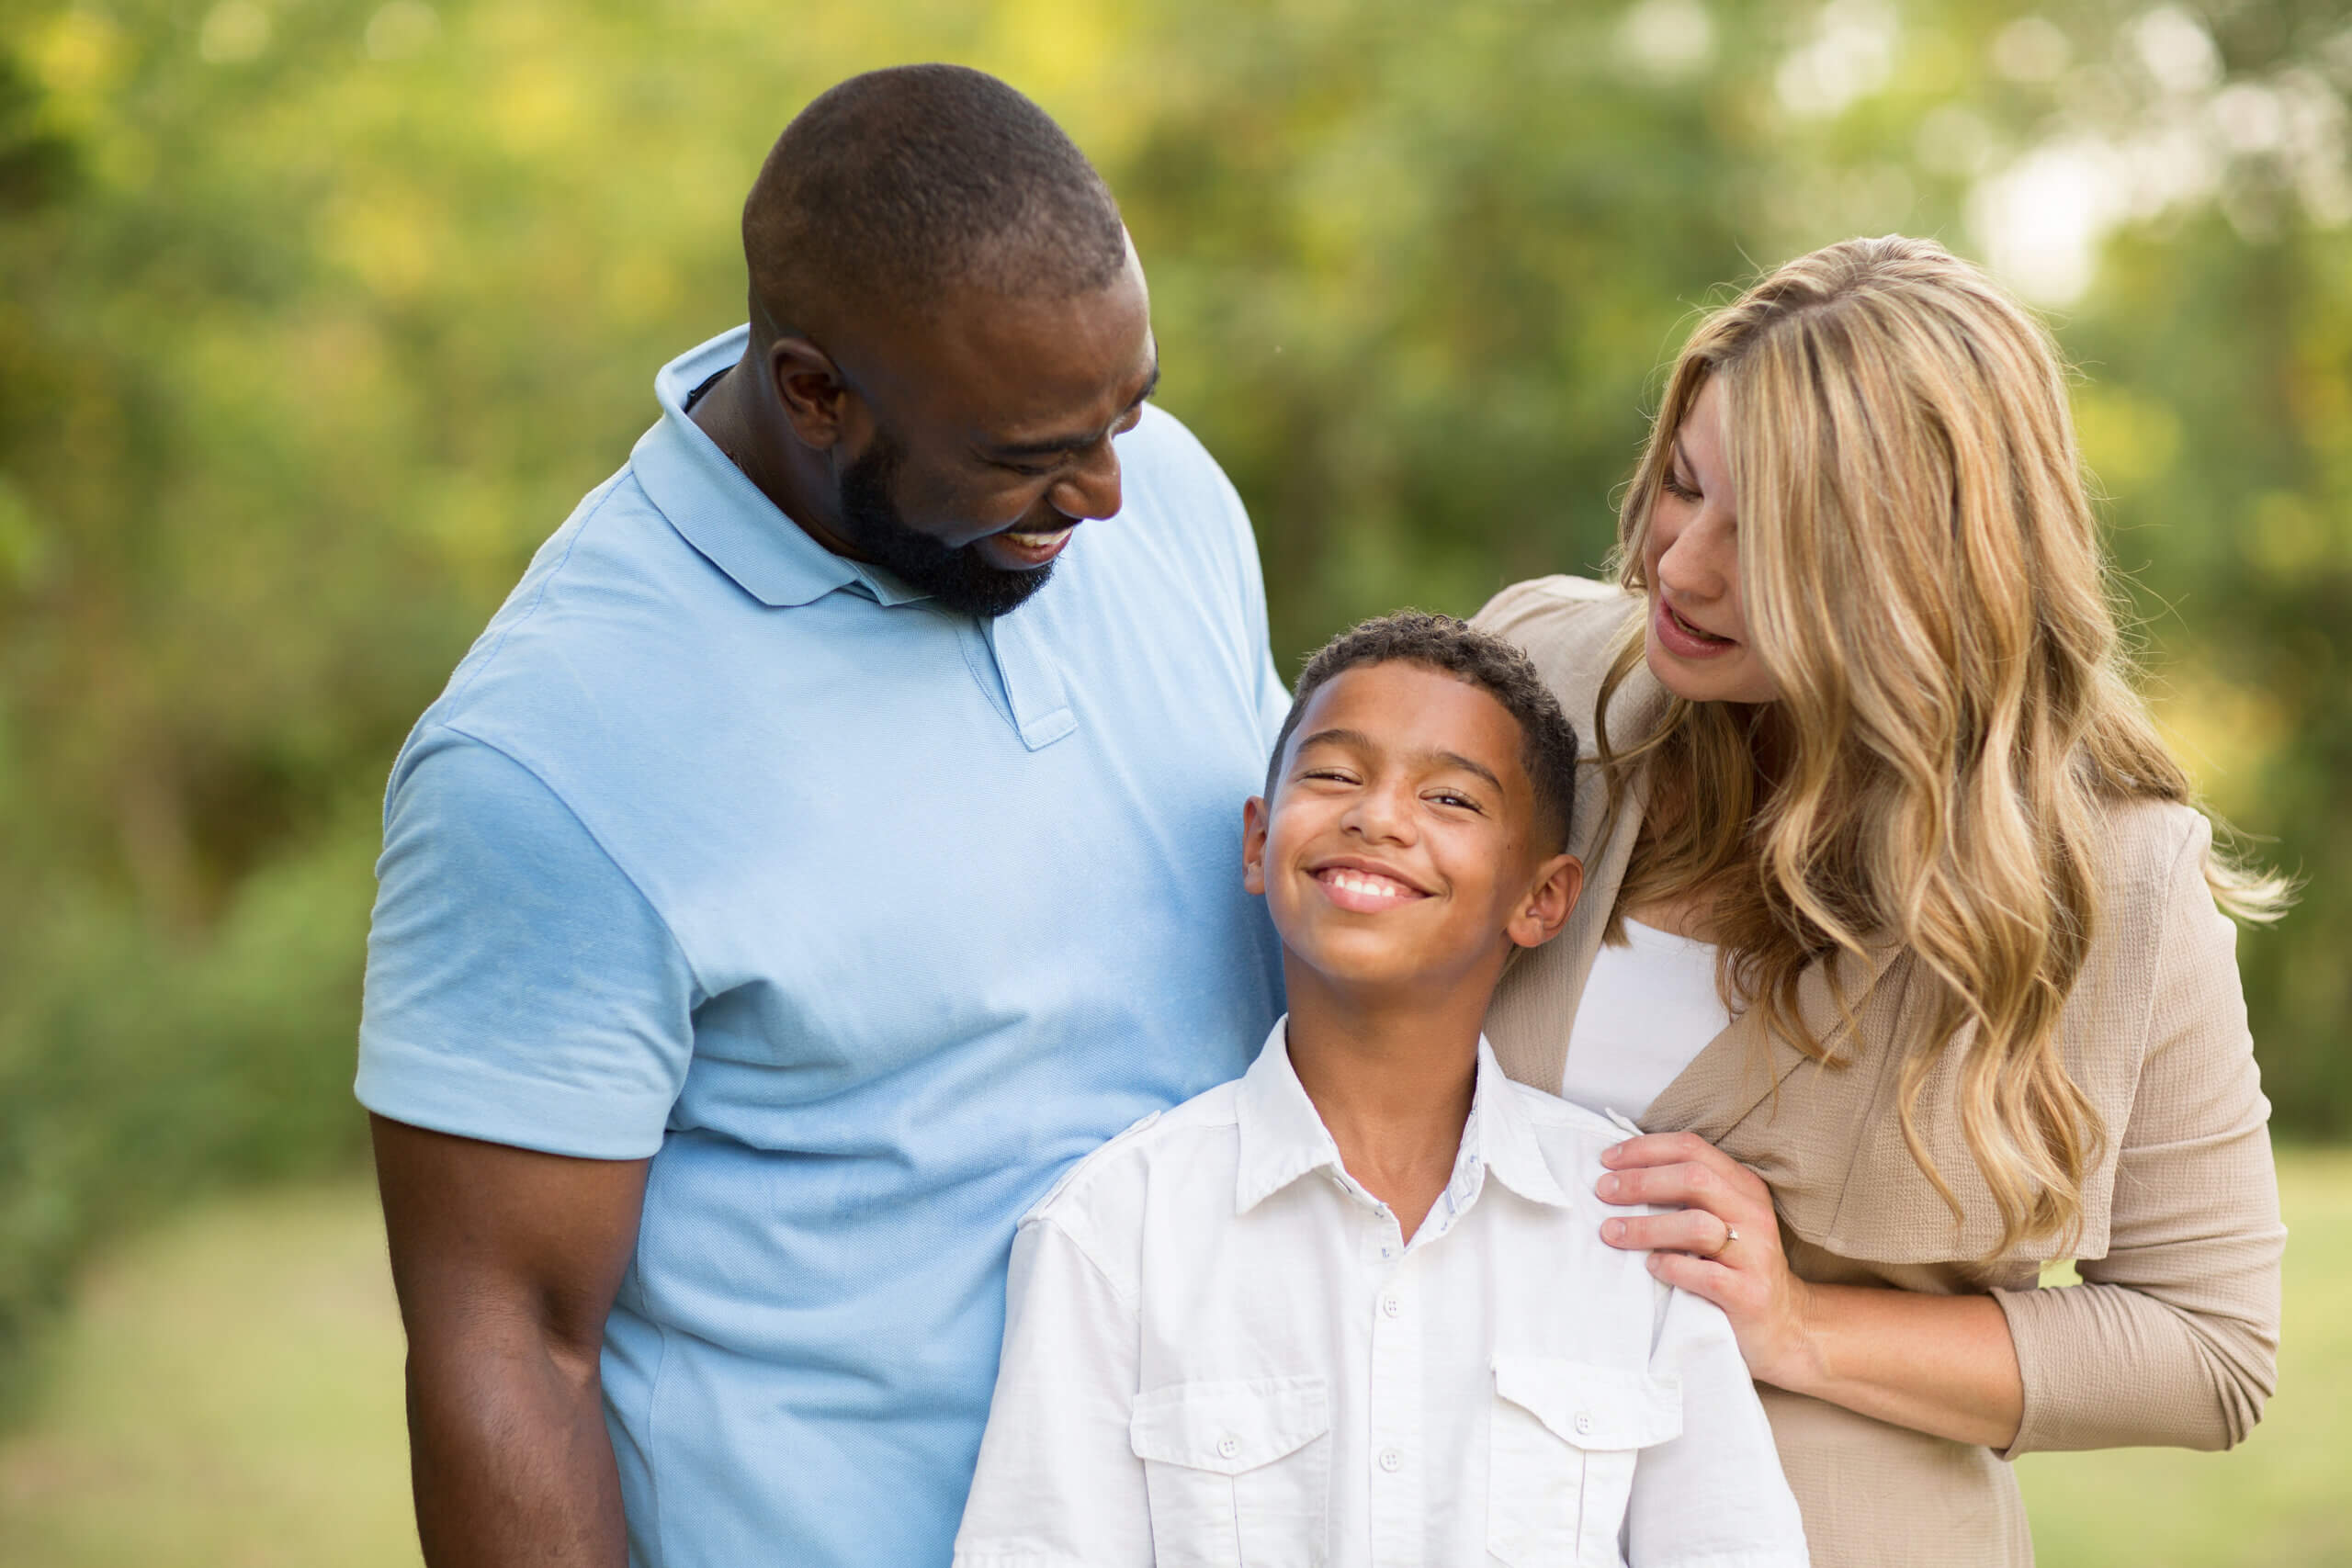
[[1266, 612, 1581, 851]]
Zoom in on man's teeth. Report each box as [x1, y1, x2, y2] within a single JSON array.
[[1325, 869, 1416, 900], [1002, 525, 1075, 546]]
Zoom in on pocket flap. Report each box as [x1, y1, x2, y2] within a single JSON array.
[[1129, 1375, 1331, 1475], [1492, 1356, 1682, 1450]]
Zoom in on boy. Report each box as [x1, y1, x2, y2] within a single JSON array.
[[953, 613, 1808, 1567]]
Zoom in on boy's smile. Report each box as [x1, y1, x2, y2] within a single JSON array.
[[1245, 661, 1578, 999]]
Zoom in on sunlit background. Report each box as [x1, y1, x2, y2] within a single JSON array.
[[2, 0, 2347, 1562]]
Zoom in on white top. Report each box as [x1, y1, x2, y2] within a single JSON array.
[[1561, 919, 1734, 1125], [952, 1020, 1808, 1568]]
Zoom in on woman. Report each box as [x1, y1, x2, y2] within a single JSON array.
[[1475, 235, 2287, 1566]]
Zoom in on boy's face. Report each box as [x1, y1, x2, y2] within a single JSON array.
[[1243, 661, 1581, 998]]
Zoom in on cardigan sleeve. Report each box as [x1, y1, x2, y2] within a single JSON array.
[[1991, 815, 2285, 1455]]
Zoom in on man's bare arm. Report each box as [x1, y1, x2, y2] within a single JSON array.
[[371, 1114, 650, 1567]]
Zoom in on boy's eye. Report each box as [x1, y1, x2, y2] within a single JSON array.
[[1429, 791, 1482, 812]]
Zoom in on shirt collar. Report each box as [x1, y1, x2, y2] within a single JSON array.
[[629, 325, 933, 610], [1234, 1018, 1574, 1217]]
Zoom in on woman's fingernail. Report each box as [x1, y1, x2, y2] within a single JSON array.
[[1596, 1174, 1619, 1198], [1604, 1219, 1626, 1242], [1601, 1144, 1623, 1166]]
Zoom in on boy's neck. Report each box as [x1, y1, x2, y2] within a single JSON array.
[[1282, 968, 1493, 1244]]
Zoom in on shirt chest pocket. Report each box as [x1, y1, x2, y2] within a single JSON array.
[[1129, 1375, 1331, 1568], [1487, 1357, 1683, 1568]]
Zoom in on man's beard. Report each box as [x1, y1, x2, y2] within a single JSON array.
[[834, 434, 1057, 618]]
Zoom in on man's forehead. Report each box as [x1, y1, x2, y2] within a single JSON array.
[[933, 270, 1154, 423]]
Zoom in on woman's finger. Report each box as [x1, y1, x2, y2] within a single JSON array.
[[1600, 1131, 1718, 1171], [1600, 1208, 1736, 1257], [1596, 1157, 1766, 1212]]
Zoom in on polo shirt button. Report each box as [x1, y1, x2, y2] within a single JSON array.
[[1217, 1435, 1239, 1460], [1381, 1295, 1402, 1318], [1378, 1447, 1404, 1472], [1574, 1412, 1595, 1435]]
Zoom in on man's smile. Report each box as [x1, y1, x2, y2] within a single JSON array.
[[985, 521, 1078, 568]]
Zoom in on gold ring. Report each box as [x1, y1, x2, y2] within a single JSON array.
[[1709, 1224, 1740, 1259]]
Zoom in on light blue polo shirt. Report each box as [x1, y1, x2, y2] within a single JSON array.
[[357, 326, 1288, 1568]]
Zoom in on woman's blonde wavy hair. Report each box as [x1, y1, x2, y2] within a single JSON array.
[[1597, 235, 2289, 1258]]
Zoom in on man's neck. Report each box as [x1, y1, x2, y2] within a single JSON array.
[[1283, 973, 1492, 1243], [687, 354, 845, 554]]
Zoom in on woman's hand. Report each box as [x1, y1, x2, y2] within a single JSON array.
[[1597, 1132, 1823, 1393], [1597, 1130, 2028, 1448]]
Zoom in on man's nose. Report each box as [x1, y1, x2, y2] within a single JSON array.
[[1050, 438, 1123, 522]]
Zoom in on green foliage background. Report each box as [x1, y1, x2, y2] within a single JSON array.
[[2, 0, 2346, 1413]]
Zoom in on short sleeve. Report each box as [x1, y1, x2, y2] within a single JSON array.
[[356, 729, 698, 1159]]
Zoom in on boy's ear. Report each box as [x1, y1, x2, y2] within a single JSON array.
[[1241, 795, 1270, 897], [1506, 852, 1583, 950]]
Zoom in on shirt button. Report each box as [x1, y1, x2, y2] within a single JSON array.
[[1217, 1435, 1240, 1460], [1379, 1244, 1395, 1258], [1574, 1412, 1595, 1435], [1381, 1295, 1402, 1318], [1378, 1447, 1404, 1472]]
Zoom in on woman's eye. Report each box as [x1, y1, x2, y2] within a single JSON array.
[[1661, 472, 1701, 502]]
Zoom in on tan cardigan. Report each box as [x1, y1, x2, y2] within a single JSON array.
[[1476, 577, 2285, 1568]]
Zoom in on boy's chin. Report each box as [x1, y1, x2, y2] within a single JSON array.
[[1280, 930, 1496, 999]]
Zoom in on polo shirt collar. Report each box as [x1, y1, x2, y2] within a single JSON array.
[[1234, 1018, 1573, 1217], [629, 326, 932, 610]]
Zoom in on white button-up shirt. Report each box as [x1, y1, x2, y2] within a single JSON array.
[[954, 1021, 1809, 1568]]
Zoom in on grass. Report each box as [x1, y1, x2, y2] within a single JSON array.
[[0, 1154, 2346, 1566]]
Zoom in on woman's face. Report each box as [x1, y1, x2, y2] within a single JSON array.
[[1641, 377, 1781, 705]]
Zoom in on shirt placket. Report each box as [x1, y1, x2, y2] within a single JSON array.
[[1365, 1204, 1425, 1568]]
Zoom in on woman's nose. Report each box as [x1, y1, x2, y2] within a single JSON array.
[[1657, 506, 1734, 600]]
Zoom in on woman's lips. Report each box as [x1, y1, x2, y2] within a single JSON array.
[[1652, 593, 1737, 660]]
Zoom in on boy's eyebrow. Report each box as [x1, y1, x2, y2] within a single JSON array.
[[1293, 728, 1506, 794]]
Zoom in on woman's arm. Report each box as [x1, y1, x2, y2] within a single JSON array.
[[1594, 1134, 2025, 1449], [1597, 816, 2284, 1454], [1991, 822, 2283, 1455]]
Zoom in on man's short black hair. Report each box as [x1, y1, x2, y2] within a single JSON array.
[[1266, 612, 1582, 852], [744, 64, 1127, 327]]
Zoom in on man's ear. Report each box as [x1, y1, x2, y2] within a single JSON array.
[[765, 335, 854, 450], [1505, 852, 1583, 950], [1241, 795, 1270, 897]]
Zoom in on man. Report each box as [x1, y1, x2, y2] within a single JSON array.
[[359, 65, 1286, 1567]]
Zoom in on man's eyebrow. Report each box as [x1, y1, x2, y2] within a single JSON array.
[[1293, 728, 1506, 794], [985, 360, 1161, 460]]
